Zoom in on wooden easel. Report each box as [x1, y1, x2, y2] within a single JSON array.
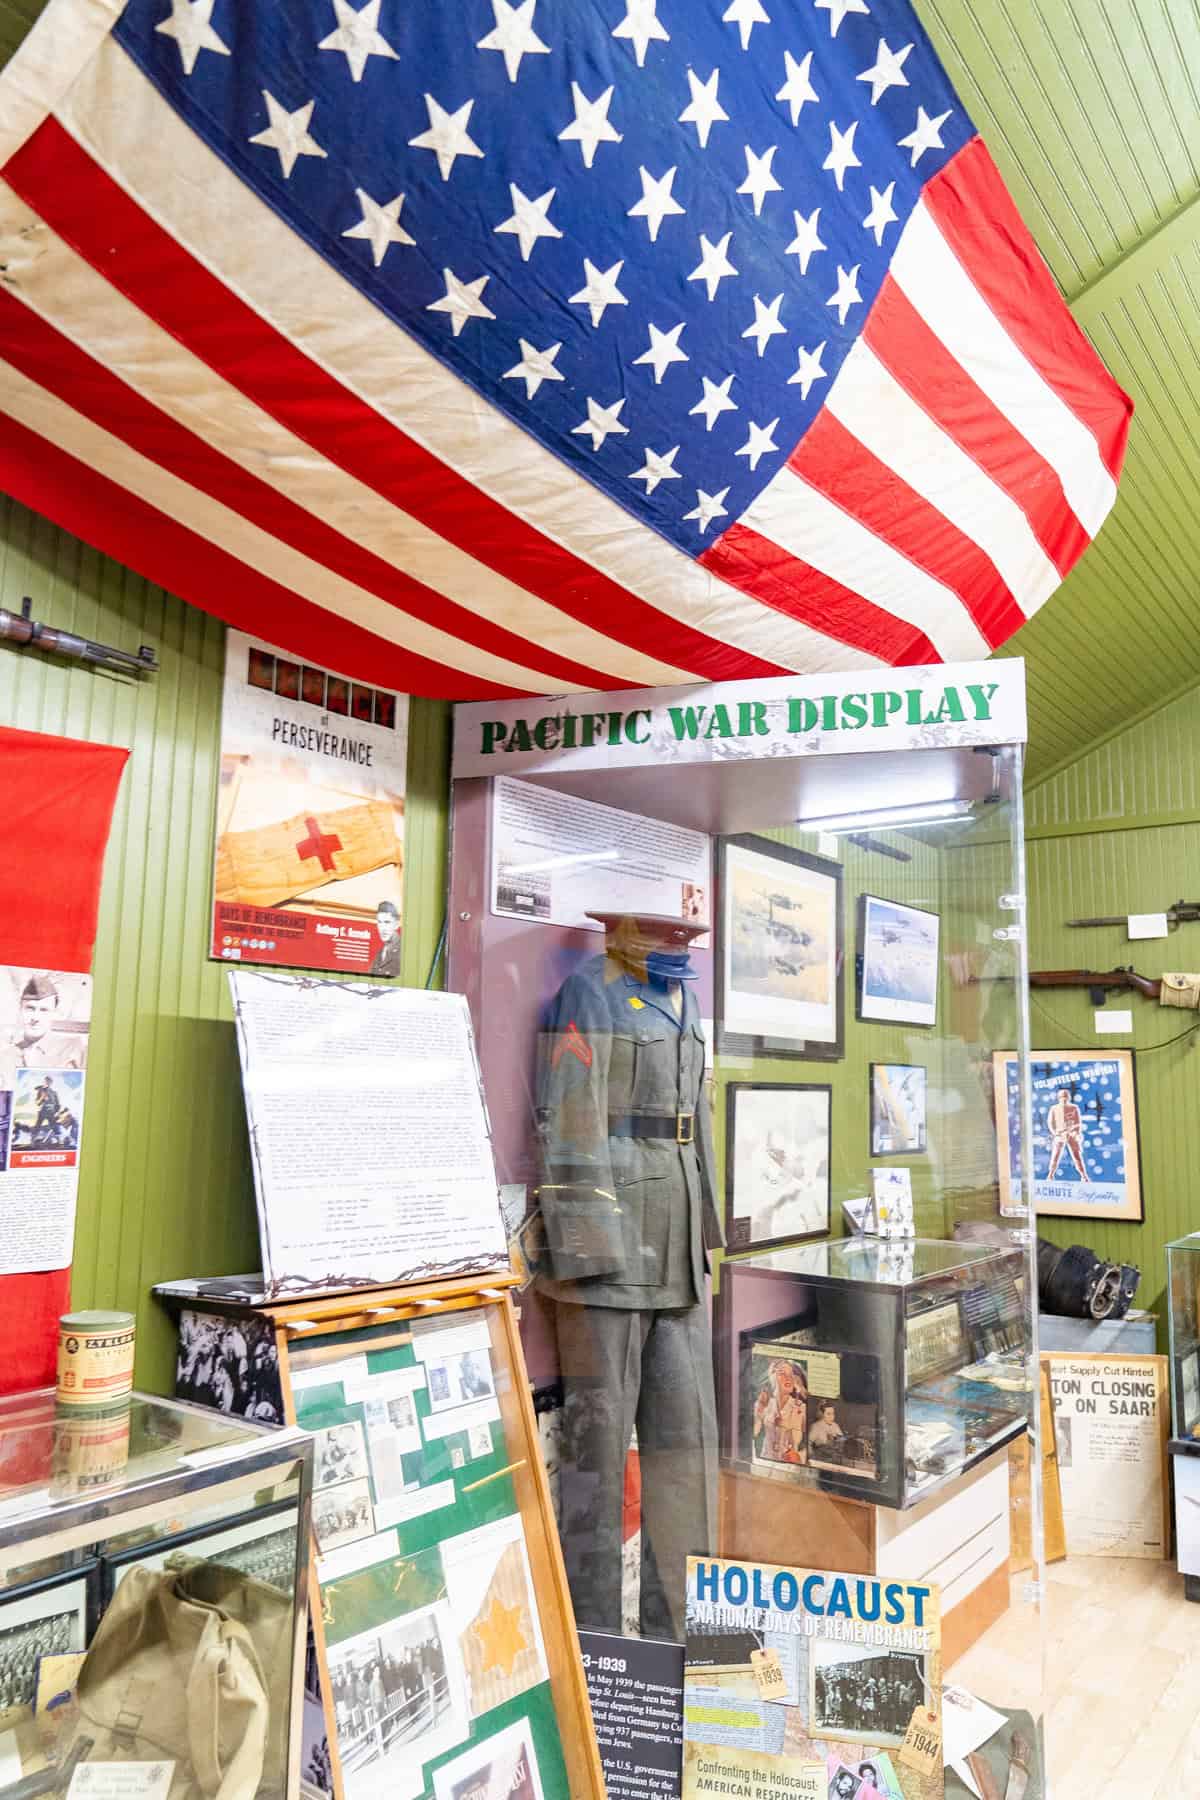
[[235, 1273, 603, 1800]]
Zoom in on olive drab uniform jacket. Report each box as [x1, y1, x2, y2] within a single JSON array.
[[535, 954, 723, 1308]]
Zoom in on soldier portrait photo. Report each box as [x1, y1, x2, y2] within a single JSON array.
[[0, 968, 90, 1091]]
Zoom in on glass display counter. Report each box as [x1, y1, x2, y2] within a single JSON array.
[[716, 1238, 1029, 1509], [1167, 1233, 1200, 1441], [0, 1389, 311, 1796]]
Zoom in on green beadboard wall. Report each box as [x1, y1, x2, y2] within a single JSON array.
[[1024, 683, 1200, 1347], [0, 495, 451, 1393]]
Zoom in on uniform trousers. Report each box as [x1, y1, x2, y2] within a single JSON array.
[[553, 1299, 718, 1642]]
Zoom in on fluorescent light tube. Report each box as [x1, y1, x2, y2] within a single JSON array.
[[796, 799, 972, 833]]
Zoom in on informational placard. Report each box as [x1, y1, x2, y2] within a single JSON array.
[[0, 966, 90, 1275], [579, 1631, 683, 1800], [491, 778, 710, 933], [1045, 1353, 1168, 1558], [212, 629, 408, 976], [229, 972, 508, 1293]]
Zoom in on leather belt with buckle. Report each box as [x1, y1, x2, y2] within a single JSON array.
[[610, 1112, 695, 1144]]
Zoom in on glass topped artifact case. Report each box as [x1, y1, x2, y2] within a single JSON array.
[[716, 1239, 1029, 1509], [1167, 1233, 1200, 1441], [0, 1389, 310, 1797], [448, 663, 1047, 1796]]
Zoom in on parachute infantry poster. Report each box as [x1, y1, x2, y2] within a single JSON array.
[[682, 1557, 942, 1800]]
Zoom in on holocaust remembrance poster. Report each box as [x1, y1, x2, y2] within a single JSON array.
[[682, 1558, 942, 1800], [230, 972, 508, 1293], [212, 629, 408, 976]]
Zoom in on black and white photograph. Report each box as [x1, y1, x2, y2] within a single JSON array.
[[870, 1064, 927, 1157], [0, 1571, 91, 1723], [828, 1767, 865, 1800], [905, 1301, 966, 1386], [806, 1394, 880, 1483], [726, 1082, 832, 1252], [175, 1309, 283, 1422], [316, 1420, 370, 1489], [425, 1347, 496, 1414], [107, 1505, 298, 1599], [362, 1394, 421, 1499], [716, 836, 844, 1062], [314, 1478, 376, 1553], [328, 1604, 464, 1790], [857, 896, 941, 1028], [810, 1640, 929, 1748]]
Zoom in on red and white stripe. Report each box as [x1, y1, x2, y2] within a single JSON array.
[[0, 12, 1131, 697]]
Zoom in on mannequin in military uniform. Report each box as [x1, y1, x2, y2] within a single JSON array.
[[537, 913, 721, 1640]]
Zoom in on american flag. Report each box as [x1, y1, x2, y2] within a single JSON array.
[[0, 0, 1130, 697]]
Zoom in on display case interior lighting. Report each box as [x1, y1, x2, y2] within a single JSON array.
[[795, 799, 973, 833]]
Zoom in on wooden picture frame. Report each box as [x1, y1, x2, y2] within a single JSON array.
[[993, 1048, 1143, 1223], [856, 895, 940, 1028], [724, 1081, 832, 1252], [715, 835, 843, 1062]]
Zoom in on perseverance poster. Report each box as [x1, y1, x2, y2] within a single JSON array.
[[211, 630, 408, 976]]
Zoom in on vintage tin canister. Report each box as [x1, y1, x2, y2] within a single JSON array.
[[56, 1309, 136, 1407]]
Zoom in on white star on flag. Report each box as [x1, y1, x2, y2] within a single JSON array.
[[503, 338, 564, 398], [899, 105, 951, 165], [823, 119, 861, 191], [684, 486, 730, 532], [862, 181, 898, 245], [427, 268, 495, 335], [630, 444, 682, 492], [737, 145, 782, 216], [572, 396, 630, 450], [611, 0, 669, 68], [342, 188, 415, 265], [633, 321, 689, 383], [776, 50, 818, 125], [826, 263, 862, 324], [788, 340, 827, 398], [249, 93, 327, 179], [570, 259, 629, 328], [476, 0, 550, 84], [318, 0, 399, 83], [408, 94, 484, 182], [723, 0, 770, 51], [628, 166, 686, 242], [494, 184, 562, 260], [558, 83, 622, 168], [155, 0, 229, 75], [690, 373, 738, 431], [857, 37, 912, 104], [742, 294, 787, 357], [735, 418, 780, 470], [815, 0, 870, 37], [679, 68, 729, 149], [785, 206, 826, 273], [688, 231, 738, 301]]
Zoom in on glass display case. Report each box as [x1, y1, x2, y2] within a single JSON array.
[[0, 1389, 311, 1796], [1167, 1233, 1200, 1441], [715, 1238, 1029, 1509], [447, 664, 1046, 1795]]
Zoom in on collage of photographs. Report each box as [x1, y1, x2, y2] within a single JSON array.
[[288, 1312, 560, 1800]]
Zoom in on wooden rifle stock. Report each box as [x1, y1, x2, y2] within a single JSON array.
[[1028, 967, 1161, 1001]]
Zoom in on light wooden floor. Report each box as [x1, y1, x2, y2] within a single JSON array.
[[950, 1556, 1200, 1799]]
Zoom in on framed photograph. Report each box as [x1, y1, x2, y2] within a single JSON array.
[[102, 1500, 298, 1603], [725, 1082, 832, 1252], [993, 1049, 1143, 1222], [716, 835, 843, 1061], [856, 895, 940, 1027], [0, 1565, 96, 1724], [870, 1063, 926, 1156]]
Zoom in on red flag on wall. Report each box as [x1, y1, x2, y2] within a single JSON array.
[[0, 725, 128, 1394]]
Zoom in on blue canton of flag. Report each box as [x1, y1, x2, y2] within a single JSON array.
[[114, 0, 972, 554]]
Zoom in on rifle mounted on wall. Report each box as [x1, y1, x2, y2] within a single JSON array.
[[974, 967, 1200, 1011], [0, 597, 158, 676], [1067, 900, 1200, 929]]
